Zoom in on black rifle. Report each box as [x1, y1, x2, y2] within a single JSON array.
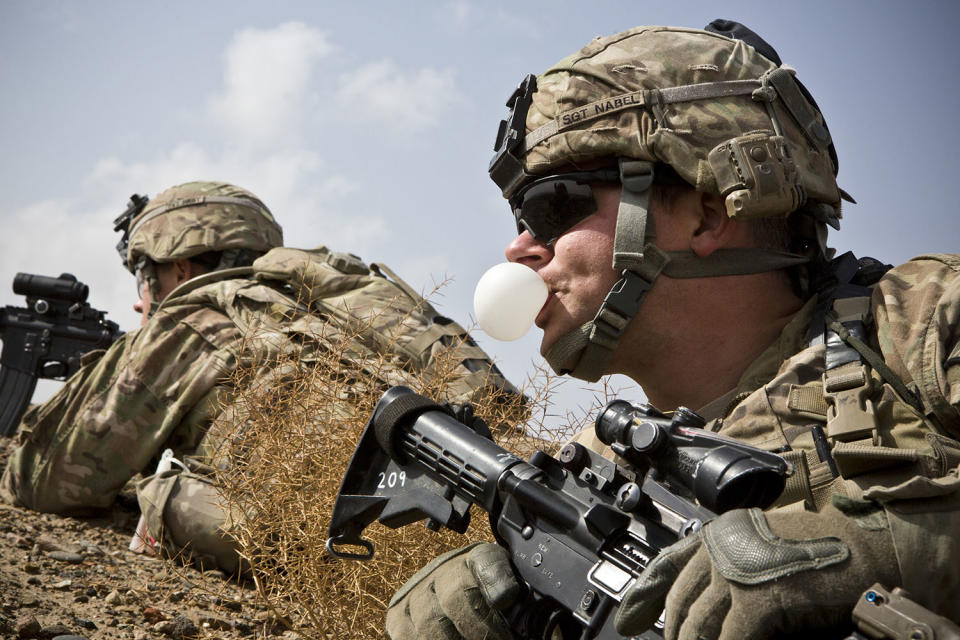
[[326, 386, 789, 640], [0, 272, 122, 437]]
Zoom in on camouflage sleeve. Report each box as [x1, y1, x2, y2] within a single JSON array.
[[866, 255, 960, 618], [0, 305, 241, 513], [873, 254, 960, 438]]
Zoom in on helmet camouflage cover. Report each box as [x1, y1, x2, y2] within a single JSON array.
[[123, 181, 283, 274], [492, 24, 844, 223], [489, 23, 848, 382]]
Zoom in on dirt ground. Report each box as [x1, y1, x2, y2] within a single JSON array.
[[0, 436, 294, 640]]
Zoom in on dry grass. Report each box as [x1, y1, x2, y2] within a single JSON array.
[[210, 287, 610, 638]]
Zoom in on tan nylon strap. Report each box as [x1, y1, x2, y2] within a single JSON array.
[[612, 160, 656, 271], [832, 296, 871, 323], [810, 475, 848, 510], [778, 449, 845, 510], [788, 384, 830, 417], [369, 262, 424, 304], [660, 248, 810, 279], [778, 449, 812, 508], [568, 336, 615, 383], [826, 317, 925, 415], [544, 323, 593, 378], [523, 79, 761, 152], [824, 360, 868, 393], [130, 196, 268, 237], [453, 345, 494, 361], [450, 370, 499, 395], [404, 323, 460, 357]]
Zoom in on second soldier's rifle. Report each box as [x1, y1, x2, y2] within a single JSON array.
[[0, 272, 122, 437], [326, 386, 790, 640]]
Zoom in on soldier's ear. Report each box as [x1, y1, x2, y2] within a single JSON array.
[[690, 193, 740, 258], [173, 258, 195, 285]]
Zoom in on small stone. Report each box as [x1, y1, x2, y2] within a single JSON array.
[[19, 595, 39, 608], [166, 590, 186, 604], [123, 590, 139, 605], [22, 562, 40, 575], [26, 577, 41, 586], [35, 535, 63, 553], [48, 552, 83, 565], [72, 596, 88, 604], [50, 580, 72, 591], [133, 631, 147, 640], [15, 613, 41, 638], [171, 615, 198, 639], [103, 590, 122, 605], [49, 636, 87, 640], [11, 535, 31, 549], [38, 622, 72, 637], [215, 597, 242, 612], [74, 619, 96, 630], [153, 621, 175, 635], [231, 620, 254, 636], [84, 587, 98, 598], [198, 614, 231, 631], [143, 608, 164, 624]]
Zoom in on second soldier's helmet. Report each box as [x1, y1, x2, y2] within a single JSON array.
[[116, 180, 283, 275]]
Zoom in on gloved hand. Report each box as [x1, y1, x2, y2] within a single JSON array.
[[615, 503, 901, 640], [386, 542, 521, 640]]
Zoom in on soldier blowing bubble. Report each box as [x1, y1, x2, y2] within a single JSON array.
[[384, 19, 960, 640]]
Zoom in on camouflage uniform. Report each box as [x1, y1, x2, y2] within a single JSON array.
[[1, 187, 516, 574], [386, 22, 960, 639], [571, 254, 960, 617]]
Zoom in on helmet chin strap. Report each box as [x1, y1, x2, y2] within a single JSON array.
[[545, 159, 812, 382], [545, 160, 665, 382]]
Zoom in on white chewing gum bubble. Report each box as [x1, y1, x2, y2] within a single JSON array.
[[473, 263, 548, 341]]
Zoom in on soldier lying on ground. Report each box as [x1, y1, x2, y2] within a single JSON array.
[[1, 180, 518, 575]]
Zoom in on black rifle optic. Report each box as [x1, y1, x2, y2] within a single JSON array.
[[326, 386, 789, 640], [0, 272, 123, 437]]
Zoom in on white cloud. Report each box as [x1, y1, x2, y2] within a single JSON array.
[[2, 22, 459, 342], [336, 60, 460, 135], [209, 22, 333, 147]]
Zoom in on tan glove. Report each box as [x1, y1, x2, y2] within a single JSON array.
[[616, 503, 901, 640], [385, 542, 521, 640]]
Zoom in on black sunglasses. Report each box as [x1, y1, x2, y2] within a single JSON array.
[[510, 169, 620, 244]]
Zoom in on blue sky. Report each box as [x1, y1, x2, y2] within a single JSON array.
[[2, 1, 958, 418]]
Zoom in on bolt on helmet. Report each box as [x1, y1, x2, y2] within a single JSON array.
[[489, 21, 850, 381], [114, 181, 283, 312]]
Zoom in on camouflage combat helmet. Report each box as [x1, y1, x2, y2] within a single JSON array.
[[113, 181, 283, 313], [489, 20, 850, 381]]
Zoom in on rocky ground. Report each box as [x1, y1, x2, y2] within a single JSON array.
[[0, 437, 294, 640]]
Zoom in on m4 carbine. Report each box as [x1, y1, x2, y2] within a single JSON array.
[[326, 386, 789, 640], [0, 272, 122, 437]]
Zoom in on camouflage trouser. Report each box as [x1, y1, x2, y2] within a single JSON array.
[[135, 468, 248, 576]]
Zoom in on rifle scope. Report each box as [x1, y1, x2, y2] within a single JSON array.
[[13, 273, 89, 304], [595, 399, 788, 513]]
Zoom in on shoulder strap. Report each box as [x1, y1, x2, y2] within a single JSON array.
[[809, 253, 925, 446]]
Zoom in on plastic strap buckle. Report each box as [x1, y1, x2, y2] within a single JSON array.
[[824, 362, 879, 445]]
